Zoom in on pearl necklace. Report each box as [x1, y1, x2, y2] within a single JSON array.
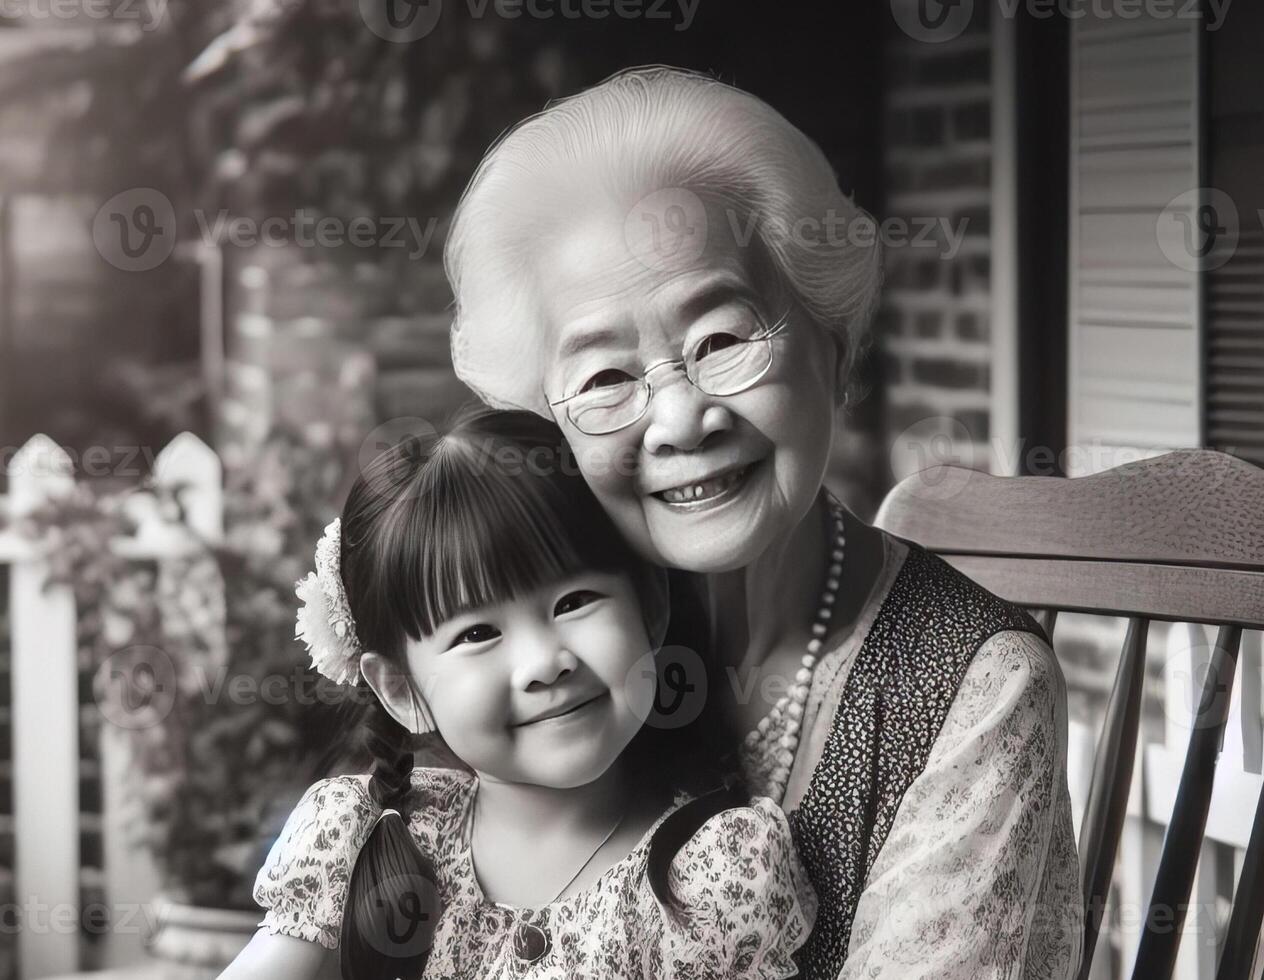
[[742, 496, 846, 806]]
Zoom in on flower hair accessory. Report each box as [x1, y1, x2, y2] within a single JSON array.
[[294, 518, 362, 686]]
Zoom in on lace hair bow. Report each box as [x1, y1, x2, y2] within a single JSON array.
[[294, 519, 363, 686]]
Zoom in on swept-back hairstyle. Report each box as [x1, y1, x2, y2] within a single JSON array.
[[446, 64, 883, 416], [335, 404, 747, 980]]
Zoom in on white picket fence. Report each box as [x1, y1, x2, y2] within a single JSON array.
[[0, 432, 222, 980], [0, 433, 1261, 979]]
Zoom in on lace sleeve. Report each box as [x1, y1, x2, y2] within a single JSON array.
[[252, 775, 377, 950], [662, 796, 818, 980], [839, 630, 1084, 980]]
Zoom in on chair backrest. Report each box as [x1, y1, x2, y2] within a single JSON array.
[[874, 449, 1264, 980]]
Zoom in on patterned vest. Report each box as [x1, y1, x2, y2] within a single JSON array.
[[788, 539, 1048, 979]]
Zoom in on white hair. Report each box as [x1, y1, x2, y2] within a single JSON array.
[[445, 64, 884, 414]]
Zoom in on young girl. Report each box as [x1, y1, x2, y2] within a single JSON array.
[[219, 406, 816, 980]]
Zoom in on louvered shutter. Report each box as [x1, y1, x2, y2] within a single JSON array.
[[1207, 223, 1264, 467], [1067, 13, 1202, 475]]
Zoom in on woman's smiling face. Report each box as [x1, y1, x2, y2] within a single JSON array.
[[535, 196, 842, 573], [404, 570, 656, 789]]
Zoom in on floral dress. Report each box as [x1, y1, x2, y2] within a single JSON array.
[[253, 766, 817, 979]]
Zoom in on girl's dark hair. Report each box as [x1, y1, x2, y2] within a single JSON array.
[[334, 404, 749, 980]]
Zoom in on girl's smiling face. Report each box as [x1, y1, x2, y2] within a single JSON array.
[[404, 570, 656, 789]]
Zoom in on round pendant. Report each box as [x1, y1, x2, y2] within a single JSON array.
[[512, 921, 550, 964]]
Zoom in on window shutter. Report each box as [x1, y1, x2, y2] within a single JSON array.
[[1207, 227, 1264, 467], [1067, 12, 1202, 475]]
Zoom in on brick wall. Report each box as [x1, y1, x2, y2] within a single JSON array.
[[217, 246, 470, 474], [879, 2, 995, 481]]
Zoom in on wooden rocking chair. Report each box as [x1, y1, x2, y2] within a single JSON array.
[[874, 449, 1264, 980]]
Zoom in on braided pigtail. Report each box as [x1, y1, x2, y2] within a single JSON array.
[[338, 697, 439, 980]]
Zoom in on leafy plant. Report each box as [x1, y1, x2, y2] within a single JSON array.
[[157, 424, 357, 908]]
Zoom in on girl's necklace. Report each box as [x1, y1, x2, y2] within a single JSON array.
[[743, 494, 847, 806], [469, 798, 626, 965], [540, 811, 625, 904]]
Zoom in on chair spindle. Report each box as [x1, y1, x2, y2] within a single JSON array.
[[1214, 780, 1264, 979], [1078, 616, 1148, 980], [1131, 624, 1244, 980]]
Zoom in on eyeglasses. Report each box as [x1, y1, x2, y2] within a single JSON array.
[[548, 310, 790, 436]]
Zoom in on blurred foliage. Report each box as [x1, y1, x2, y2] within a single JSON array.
[[182, 0, 573, 282], [0, 3, 209, 195]]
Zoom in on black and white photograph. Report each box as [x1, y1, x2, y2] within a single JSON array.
[[0, 1, 1261, 978]]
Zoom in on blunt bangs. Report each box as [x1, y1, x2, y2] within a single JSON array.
[[364, 429, 639, 645]]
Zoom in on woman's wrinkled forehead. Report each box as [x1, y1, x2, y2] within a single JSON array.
[[530, 194, 780, 366]]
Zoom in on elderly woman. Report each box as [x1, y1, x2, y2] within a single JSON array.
[[445, 66, 1083, 979]]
